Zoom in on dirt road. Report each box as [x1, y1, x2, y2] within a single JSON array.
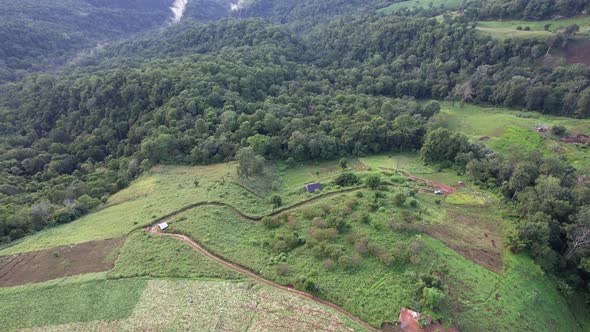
[[146, 225, 378, 331]]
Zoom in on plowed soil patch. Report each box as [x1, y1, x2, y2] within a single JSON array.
[[565, 41, 590, 66], [0, 238, 125, 287], [428, 208, 503, 273]]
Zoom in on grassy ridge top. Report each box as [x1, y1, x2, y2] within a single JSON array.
[[436, 102, 590, 174]]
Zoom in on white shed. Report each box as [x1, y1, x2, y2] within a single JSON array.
[[157, 222, 169, 230]]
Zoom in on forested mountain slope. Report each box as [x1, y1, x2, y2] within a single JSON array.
[[0, 0, 223, 83], [1, 2, 590, 327]]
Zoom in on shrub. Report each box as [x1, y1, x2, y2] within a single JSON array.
[[409, 199, 418, 208], [304, 278, 320, 293], [276, 263, 291, 276], [270, 194, 282, 208], [516, 26, 523, 30], [302, 207, 317, 219], [551, 125, 567, 136], [339, 158, 348, 170], [421, 287, 446, 310], [271, 231, 302, 252], [335, 172, 360, 186], [365, 174, 382, 189], [393, 192, 406, 206], [262, 216, 282, 229], [323, 259, 335, 270], [308, 227, 338, 241], [524, 26, 530, 31]]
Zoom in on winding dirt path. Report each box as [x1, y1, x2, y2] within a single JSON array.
[[140, 175, 455, 330], [146, 225, 378, 331]]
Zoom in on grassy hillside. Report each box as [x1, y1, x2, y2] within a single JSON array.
[[2, 277, 369, 331], [377, 0, 463, 14], [1, 228, 369, 331], [1, 154, 587, 330], [435, 102, 590, 174], [476, 15, 590, 39]]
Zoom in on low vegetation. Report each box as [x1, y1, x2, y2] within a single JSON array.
[[109, 232, 244, 280], [0, 273, 146, 331]]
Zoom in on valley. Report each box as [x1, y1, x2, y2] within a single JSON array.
[[1, 0, 590, 331]]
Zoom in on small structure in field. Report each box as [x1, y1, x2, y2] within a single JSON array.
[[398, 307, 460, 332], [536, 125, 550, 133], [434, 190, 444, 195], [457, 181, 465, 187], [305, 182, 322, 193], [158, 222, 169, 230]]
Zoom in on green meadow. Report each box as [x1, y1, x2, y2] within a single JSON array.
[[1, 153, 587, 330], [377, 0, 463, 14], [436, 102, 590, 174]]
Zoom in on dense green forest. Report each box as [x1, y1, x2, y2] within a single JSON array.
[[464, 0, 590, 20], [1, 0, 590, 314], [0, 0, 176, 83]]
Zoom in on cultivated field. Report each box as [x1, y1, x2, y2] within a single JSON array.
[[0, 237, 124, 287], [4, 278, 370, 332], [1, 153, 588, 330]]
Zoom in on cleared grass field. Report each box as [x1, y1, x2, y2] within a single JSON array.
[[436, 102, 590, 174], [478, 15, 590, 34], [163, 177, 586, 330], [109, 232, 244, 280], [0, 153, 451, 255], [476, 16, 590, 40], [377, 0, 463, 13], [18, 280, 370, 332], [169, 192, 427, 327], [0, 273, 146, 331]]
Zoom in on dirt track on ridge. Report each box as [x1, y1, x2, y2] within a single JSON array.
[[146, 225, 378, 331]]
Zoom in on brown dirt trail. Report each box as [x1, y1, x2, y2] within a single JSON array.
[[146, 226, 378, 331]]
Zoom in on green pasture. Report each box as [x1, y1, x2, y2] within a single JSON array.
[[0, 273, 145, 331], [378, 0, 463, 14], [436, 102, 590, 174], [109, 232, 244, 280]]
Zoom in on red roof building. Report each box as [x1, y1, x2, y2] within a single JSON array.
[[398, 308, 460, 332]]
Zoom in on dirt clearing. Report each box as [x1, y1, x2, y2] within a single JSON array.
[[0, 238, 125, 287], [428, 207, 503, 273], [565, 40, 590, 66]]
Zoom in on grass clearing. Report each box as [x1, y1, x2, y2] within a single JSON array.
[[0, 153, 443, 255], [436, 102, 590, 174], [476, 16, 590, 40], [20, 280, 370, 332], [478, 15, 590, 33], [109, 232, 243, 280], [377, 0, 463, 14], [169, 191, 431, 327], [428, 237, 589, 331], [0, 273, 145, 331]]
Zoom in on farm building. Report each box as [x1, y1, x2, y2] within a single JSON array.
[[305, 182, 322, 193], [434, 190, 444, 195], [398, 307, 459, 332], [536, 125, 550, 133], [158, 222, 169, 230]]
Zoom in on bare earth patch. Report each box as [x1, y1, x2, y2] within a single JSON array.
[[565, 40, 590, 66], [0, 238, 125, 287], [428, 207, 503, 273]]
